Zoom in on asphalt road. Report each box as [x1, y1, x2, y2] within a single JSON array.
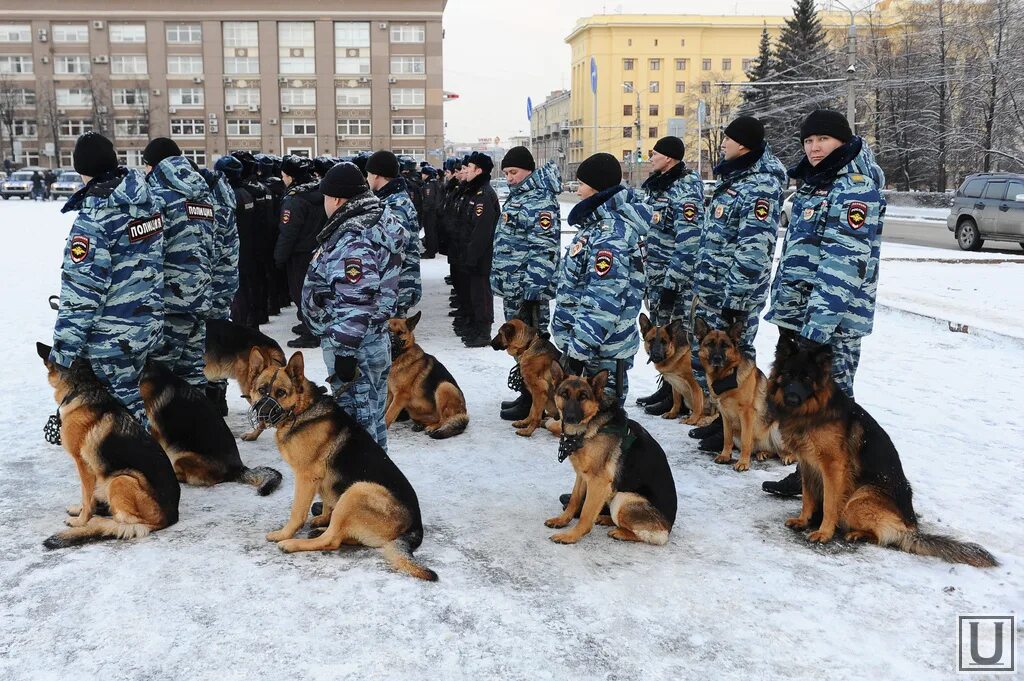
[[881, 217, 1024, 255]]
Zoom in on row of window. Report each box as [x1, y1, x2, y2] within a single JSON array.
[[0, 21, 426, 45], [622, 57, 754, 72], [18, 146, 428, 169], [6, 117, 424, 138], [622, 79, 722, 95]]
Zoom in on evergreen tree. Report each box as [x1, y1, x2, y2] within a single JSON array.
[[739, 26, 774, 120]]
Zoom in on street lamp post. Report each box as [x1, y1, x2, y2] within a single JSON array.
[[830, 0, 884, 135]]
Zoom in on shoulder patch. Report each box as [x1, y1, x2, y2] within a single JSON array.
[[846, 201, 868, 230], [281, 209, 291, 224], [128, 214, 164, 243], [570, 239, 586, 257], [754, 198, 770, 222], [69, 235, 90, 264], [475, 203, 484, 217], [185, 201, 215, 221], [538, 210, 553, 230], [344, 258, 363, 284], [651, 210, 662, 225], [714, 204, 725, 219], [725, 188, 738, 197], [594, 249, 613, 277], [682, 202, 697, 222]]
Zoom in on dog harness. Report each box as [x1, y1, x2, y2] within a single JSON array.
[[712, 369, 739, 395]]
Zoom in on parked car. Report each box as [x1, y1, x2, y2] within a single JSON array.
[[780, 193, 795, 229], [50, 171, 85, 198], [701, 179, 716, 206], [564, 180, 580, 193], [1, 169, 41, 199], [947, 172, 1024, 251], [494, 178, 510, 200]]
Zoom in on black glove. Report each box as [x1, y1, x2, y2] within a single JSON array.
[[560, 356, 585, 376], [334, 355, 357, 383], [722, 308, 743, 325], [658, 288, 678, 311]]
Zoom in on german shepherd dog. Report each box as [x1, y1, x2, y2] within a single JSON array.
[[489, 319, 562, 436], [249, 350, 438, 581], [140, 359, 282, 494], [638, 313, 705, 425], [36, 343, 180, 548], [204, 318, 286, 442], [542, 362, 677, 545], [385, 312, 468, 439], [694, 318, 793, 472], [767, 330, 998, 567]]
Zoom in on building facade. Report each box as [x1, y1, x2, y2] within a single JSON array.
[[0, 0, 446, 169], [528, 89, 569, 179]]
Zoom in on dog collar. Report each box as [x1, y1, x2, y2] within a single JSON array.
[[712, 369, 739, 395]]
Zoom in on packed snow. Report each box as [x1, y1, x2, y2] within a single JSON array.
[[0, 201, 1020, 680]]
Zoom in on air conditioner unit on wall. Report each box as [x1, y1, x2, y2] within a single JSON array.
[[92, 55, 109, 64], [280, 106, 291, 113], [37, 29, 48, 42], [248, 104, 258, 112], [40, 56, 50, 64], [379, 22, 388, 30], [224, 105, 235, 112], [168, 107, 177, 114], [92, 21, 105, 30], [269, 118, 278, 125], [151, 89, 162, 96], [192, 77, 204, 84], [388, 76, 397, 84]]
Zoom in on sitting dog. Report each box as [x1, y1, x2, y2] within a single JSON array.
[[542, 361, 677, 545], [249, 350, 438, 581], [489, 319, 562, 436], [638, 313, 704, 425], [140, 359, 282, 494], [694, 318, 793, 472], [385, 312, 468, 439], [37, 343, 180, 548], [767, 330, 997, 567]]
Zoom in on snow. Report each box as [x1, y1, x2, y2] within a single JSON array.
[[1, 201, 1021, 680]]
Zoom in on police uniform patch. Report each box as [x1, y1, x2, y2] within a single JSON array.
[[503, 212, 510, 223], [474, 203, 483, 217], [847, 201, 868, 229], [570, 240, 584, 257], [682, 202, 697, 222], [802, 207, 816, 221], [714, 204, 725, 219], [726, 188, 738, 197], [127, 214, 164, 243], [538, 210, 553, 230], [185, 201, 215, 221], [652, 211, 662, 225], [281, 209, 291, 224], [344, 258, 363, 284], [69, 235, 90, 263], [594, 250, 613, 276], [754, 198, 770, 222]]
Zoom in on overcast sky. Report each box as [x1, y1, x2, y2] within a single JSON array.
[[442, 0, 799, 144]]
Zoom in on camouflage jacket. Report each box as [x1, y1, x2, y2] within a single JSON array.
[[146, 156, 216, 317], [552, 185, 649, 361], [766, 137, 886, 343], [302, 190, 405, 355], [50, 168, 165, 367], [693, 143, 786, 314], [490, 161, 562, 302], [641, 162, 705, 294], [375, 177, 421, 311], [199, 168, 239, 318]]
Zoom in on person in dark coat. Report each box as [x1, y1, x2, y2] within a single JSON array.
[[457, 152, 500, 348], [276, 155, 326, 348], [220, 156, 260, 329]]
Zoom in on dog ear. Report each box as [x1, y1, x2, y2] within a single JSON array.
[[502, 322, 517, 342], [248, 347, 266, 376], [694, 317, 710, 342], [549, 359, 564, 387], [638, 312, 652, 336], [727, 318, 745, 345], [285, 351, 305, 389], [36, 342, 52, 362], [814, 343, 834, 372], [590, 370, 609, 397], [667, 319, 688, 347], [406, 310, 422, 331]]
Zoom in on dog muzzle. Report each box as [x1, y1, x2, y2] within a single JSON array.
[[44, 411, 62, 446], [558, 432, 585, 463], [507, 364, 524, 392], [248, 396, 291, 429]]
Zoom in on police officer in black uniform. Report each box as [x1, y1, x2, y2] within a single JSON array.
[[276, 155, 326, 348], [457, 151, 500, 348], [219, 155, 259, 329]]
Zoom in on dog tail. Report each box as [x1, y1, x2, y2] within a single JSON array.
[[381, 535, 438, 582], [896, 531, 999, 568], [427, 413, 468, 440], [237, 466, 284, 496], [43, 517, 152, 549]]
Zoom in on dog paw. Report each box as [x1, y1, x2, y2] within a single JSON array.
[[511, 419, 528, 428], [549, 532, 580, 544], [310, 515, 330, 529], [844, 530, 873, 543], [411, 422, 426, 432], [595, 515, 615, 526], [713, 453, 734, 465], [266, 529, 294, 542], [544, 516, 570, 529], [515, 427, 536, 437], [754, 451, 770, 462], [807, 530, 834, 544], [733, 461, 750, 472], [66, 504, 82, 516], [782, 455, 797, 466], [64, 515, 88, 528], [661, 411, 678, 420], [277, 539, 300, 553], [240, 430, 260, 442], [682, 415, 703, 426], [785, 517, 809, 531]]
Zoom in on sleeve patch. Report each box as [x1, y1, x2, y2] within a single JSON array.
[[714, 204, 725, 219], [69, 235, 90, 264], [682, 202, 697, 222], [344, 258, 363, 284], [754, 198, 771, 222], [651, 211, 662, 225], [846, 201, 868, 229], [128, 214, 164, 243], [594, 250, 613, 277], [281, 209, 291, 224], [538, 210, 553, 229], [474, 203, 484, 217], [185, 201, 215, 221]]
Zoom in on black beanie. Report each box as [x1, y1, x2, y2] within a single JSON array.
[[467, 151, 494, 174], [73, 132, 118, 178], [800, 110, 853, 143], [143, 137, 181, 167], [723, 116, 765, 150], [366, 150, 400, 178], [652, 136, 685, 161], [501, 146, 535, 171], [320, 162, 369, 199], [576, 152, 622, 192]]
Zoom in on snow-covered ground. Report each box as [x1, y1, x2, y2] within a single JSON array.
[[1, 201, 1021, 680]]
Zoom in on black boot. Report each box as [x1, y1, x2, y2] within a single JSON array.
[[444, 275, 453, 285], [291, 322, 308, 335], [463, 325, 493, 348], [689, 414, 722, 439], [501, 394, 523, 410], [763, 467, 802, 497], [559, 494, 610, 517], [205, 382, 228, 417], [500, 392, 532, 420], [287, 334, 319, 348], [636, 379, 671, 406], [644, 393, 675, 416], [698, 432, 726, 452]]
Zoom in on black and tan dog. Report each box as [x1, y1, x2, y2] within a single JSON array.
[[385, 312, 468, 439], [204, 318, 286, 441], [140, 359, 282, 494], [249, 350, 438, 581], [542, 362, 677, 545], [638, 313, 705, 425], [767, 330, 997, 567], [489, 319, 562, 436], [37, 343, 180, 548], [694, 318, 793, 472]]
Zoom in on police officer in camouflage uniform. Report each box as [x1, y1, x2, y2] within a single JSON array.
[[276, 155, 325, 349], [302, 162, 406, 449], [50, 133, 165, 427], [552, 153, 648, 406], [367, 150, 421, 317], [762, 109, 886, 497]]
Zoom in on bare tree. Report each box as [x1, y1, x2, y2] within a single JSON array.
[[0, 73, 19, 164], [37, 84, 64, 168]]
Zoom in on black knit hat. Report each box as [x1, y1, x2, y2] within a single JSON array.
[[501, 146, 536, 171], [366, 150, 400, 178], [143, 137, 181, 167], [652, 136, 685, 161], [576, 152, 622, 192], [320, 161, 369, 199], [281, 155, 314, 180], [723, 116, 765, 150], [73, 132, 118, 178], [800, 110, 853, 143], [467, 151, 494, 174]]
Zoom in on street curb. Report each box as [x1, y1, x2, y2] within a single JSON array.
[[878, 303, 1024, 349]]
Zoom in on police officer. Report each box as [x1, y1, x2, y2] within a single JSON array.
[[143, 137, 216, 387], [276, 155, 325, 348], [302, 162, 405, 449], [457, 152, 500, 348], [366, 150, 421, 317], [257, 153, 290, 314], [762, 109, 886, 497], [221, 157, 260, 330], [449, 159, 474, 335], [419, 165, 440, 259], [552, 152, 647, 405], [50, 132, 165, 427], [232, 151, 273, 324], [634, 135, 705, 415]]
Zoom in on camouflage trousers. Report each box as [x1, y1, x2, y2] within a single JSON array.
[[397, 273, 422, 317], [324, 331, 391, 450], [645, 286, 676, 328], [689, 297, 761, 393], [152, 313, 207, 387], [830, 336, 862, 399], [91, 355, 148, 429], [582, 356, 633, 408], [502, 297, 551, 332]]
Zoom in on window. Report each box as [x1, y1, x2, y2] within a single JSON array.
[[170, 118, 205, 136], [59, 150, 74, 166], [623, 104, 633, 116], [701, 81, 711, 94], [675, 104, 685, 116], [649, 59, 661, 71], [623, 81, 634, 93], [53, 24, 88, 43], [390, 24, 425, 43], [223, 22, 257, 48], [282, 119, 316, 135], [337, 119, 371, 136], [56, 88, 92, 107], [280, 88, 316, 107], [111, 55, 147, 75], [391, 88, 425, 107], [675, 58, 688, 70], [167, 24, 202, 44], [649, 81, 659, 93], [391, 118, 425, 136], [0, 56, 32, 74], [702, 58, 712, 71], [1006, 180, 1024, 202], [622, 126, 632, 138], [225, 88, 260, 107], [224, 57, 259, 75], [170, 88, 204, 106], [9, 88, 34, 106], [675, 81, 686, 94], [742, 58, 755, 71], [55, 56, 90, 75], [12, 119, 37, 137], [390, 56, 425, 75], [961, 179, 985, 198], [335, 57, 370, 75], [110, 24, 145, 43], [18, 150, 39, 166], [649, 126, 658, 138], [181, 149, 206, 166], [224, 22, 259, 74], [622, 149, 632, 161], [336, 87, 370, 106], [335, 22, 370, 74], [279, 22, 315, 74], [117, 149, 145, 167], [60, 119, 91, 138], [114, 118, 148, 136], [112, 88, 148, 106], [227, 119, 261, 136], [649, 104, 659, 117], [722, 58, 732, 71], [167, 55, 203, 75], [623, 58, 634, 71], [392, 148, 424, 161], [982, 182, 1006, 200], [0, 24, 30, 42]]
